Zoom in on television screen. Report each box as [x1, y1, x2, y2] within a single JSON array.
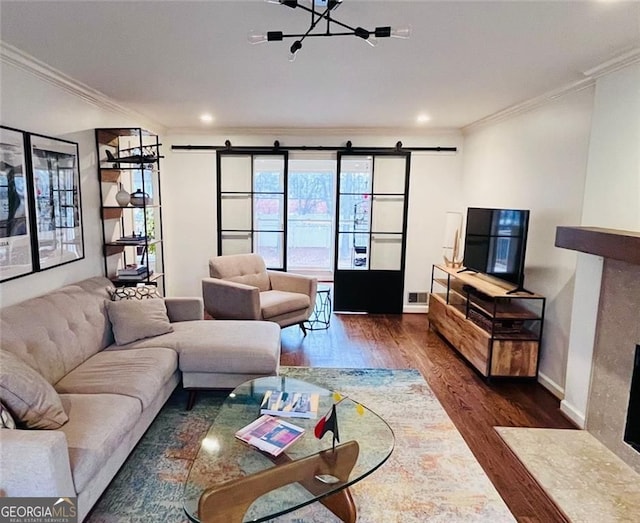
[[462, 207, 530, 285]]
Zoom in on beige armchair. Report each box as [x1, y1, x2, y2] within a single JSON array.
[[202, 254, 317, 334]]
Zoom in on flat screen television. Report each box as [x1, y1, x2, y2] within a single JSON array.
[[462, 207, 530, 287]]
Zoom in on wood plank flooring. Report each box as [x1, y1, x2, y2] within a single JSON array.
[[281, 312, 575, 522]]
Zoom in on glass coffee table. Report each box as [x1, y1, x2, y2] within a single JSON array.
[[183, 376, 394, 523]]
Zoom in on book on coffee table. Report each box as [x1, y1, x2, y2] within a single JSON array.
[[235, 415, 305, 457], [260, 390, 320, 419]]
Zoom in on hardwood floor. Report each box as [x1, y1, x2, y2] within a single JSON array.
[[281, 312, 574, 522]]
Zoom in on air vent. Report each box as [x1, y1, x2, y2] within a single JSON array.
[[408, 291, 429, 304]]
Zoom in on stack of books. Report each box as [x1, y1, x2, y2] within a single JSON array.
[[115, 235, 147, 245], [116, 265, 152, 281], [260, 390, 320, 419]]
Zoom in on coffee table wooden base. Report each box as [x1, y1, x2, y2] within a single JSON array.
[[198, 440, 359, 523]]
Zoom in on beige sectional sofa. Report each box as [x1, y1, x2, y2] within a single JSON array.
[[0, 276, 281, 521]]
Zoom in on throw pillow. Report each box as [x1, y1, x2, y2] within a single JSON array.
[[106, 298, 174, 346], [108, 285, 161, 301], [1, 401, 16, 429], [0, 350, 68, 429]]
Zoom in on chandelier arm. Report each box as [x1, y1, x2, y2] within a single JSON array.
[[280, 32, 358, 38], [294, 2, 360, 34], [298, 5, 334, 44]]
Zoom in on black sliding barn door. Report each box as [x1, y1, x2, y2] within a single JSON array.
[[333, 152, 410, 313]]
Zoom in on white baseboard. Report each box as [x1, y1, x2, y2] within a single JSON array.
[[537, 371, 564, 400], [560, 399, 586, 429], [403, 305, 428, 314]]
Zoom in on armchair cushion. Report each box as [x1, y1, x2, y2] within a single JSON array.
[[260, 290, 311, 319], [209, 253, 270, 291]]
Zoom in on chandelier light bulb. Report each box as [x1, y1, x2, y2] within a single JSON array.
[[365, 36, 378, 47], [390, 26, 411, 39], [247, 30, 268, 44]]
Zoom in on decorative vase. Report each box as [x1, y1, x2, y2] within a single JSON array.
[[115, 184, 130, 207], [130, 189, 152, 207]]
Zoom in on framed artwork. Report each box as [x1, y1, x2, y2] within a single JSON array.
[[29, 133, 84, 270], [0, 126, 34, 282]]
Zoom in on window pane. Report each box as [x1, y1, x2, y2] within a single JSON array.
[[254, 194, 284, 231], [339, 156, 372, 195], [372, 195, 404, 233], [370, 234, 402, 270], [254, 157, 284, 193], [221, 194, 251, 230], [373, 157, 406, 193], [221, 232, 252, 255], [337, 232, 368, 270], [287, 157, 336, 272], [220, 156, 252, 192], [255, 231, 283, 268]]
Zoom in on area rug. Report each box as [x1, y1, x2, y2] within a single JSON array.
[[496, 427, 640, 522], [87, 367, 514, 522]]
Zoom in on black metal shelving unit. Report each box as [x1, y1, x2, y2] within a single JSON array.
[[95, 128, 165, 294]]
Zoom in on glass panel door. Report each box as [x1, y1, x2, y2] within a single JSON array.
[[334, 152, 410, 313], [217, 151, 287, 269]]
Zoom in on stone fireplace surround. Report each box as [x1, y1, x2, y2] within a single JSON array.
[[556, 226, 640, 473]]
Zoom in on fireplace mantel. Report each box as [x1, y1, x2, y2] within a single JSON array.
[[555, 226, 640, 265]]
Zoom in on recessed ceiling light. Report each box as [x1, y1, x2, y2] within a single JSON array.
[[200, 113, 214, 124], [417, 113, 431, 124]]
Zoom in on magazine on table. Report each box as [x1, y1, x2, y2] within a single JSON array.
[[260, 390, 320, 419], [235, 415, 305, 457]]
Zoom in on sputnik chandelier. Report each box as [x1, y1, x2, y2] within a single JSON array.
[[248, 0, 411, 61]]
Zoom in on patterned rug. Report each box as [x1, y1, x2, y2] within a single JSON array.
[[87, 367, 514, 522]]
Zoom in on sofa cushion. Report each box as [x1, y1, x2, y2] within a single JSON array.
[[108, 285, 162, 300], [104, 319, 281, 375], [59, 393, 141, 493], [260, 290, 310, 319], [0, 276, 114, 385], [0, 350, 68, 429], [55, 348, 177, 409], [106, 299, 174, 346], [173, 321, 281, 375], [1, 401, 16, 429]]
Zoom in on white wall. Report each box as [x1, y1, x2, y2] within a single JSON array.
[[0, 59, 161, 307], [461, 88, 595, 394], [163, 131, 464, 304], [562, 63, 640, 427]]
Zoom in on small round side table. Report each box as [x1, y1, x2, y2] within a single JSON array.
[[304, 284, 332, 331]]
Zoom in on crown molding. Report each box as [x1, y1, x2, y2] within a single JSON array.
[[462, 78, 596, 134], [463, 47, 640, 134], [0, 41, 166, 133], [582, 47, 640, 79]]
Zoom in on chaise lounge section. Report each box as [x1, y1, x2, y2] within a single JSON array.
[[0, 276, 280, 521]]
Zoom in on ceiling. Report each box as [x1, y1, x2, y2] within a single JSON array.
[[1, 1, 639, 131]]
